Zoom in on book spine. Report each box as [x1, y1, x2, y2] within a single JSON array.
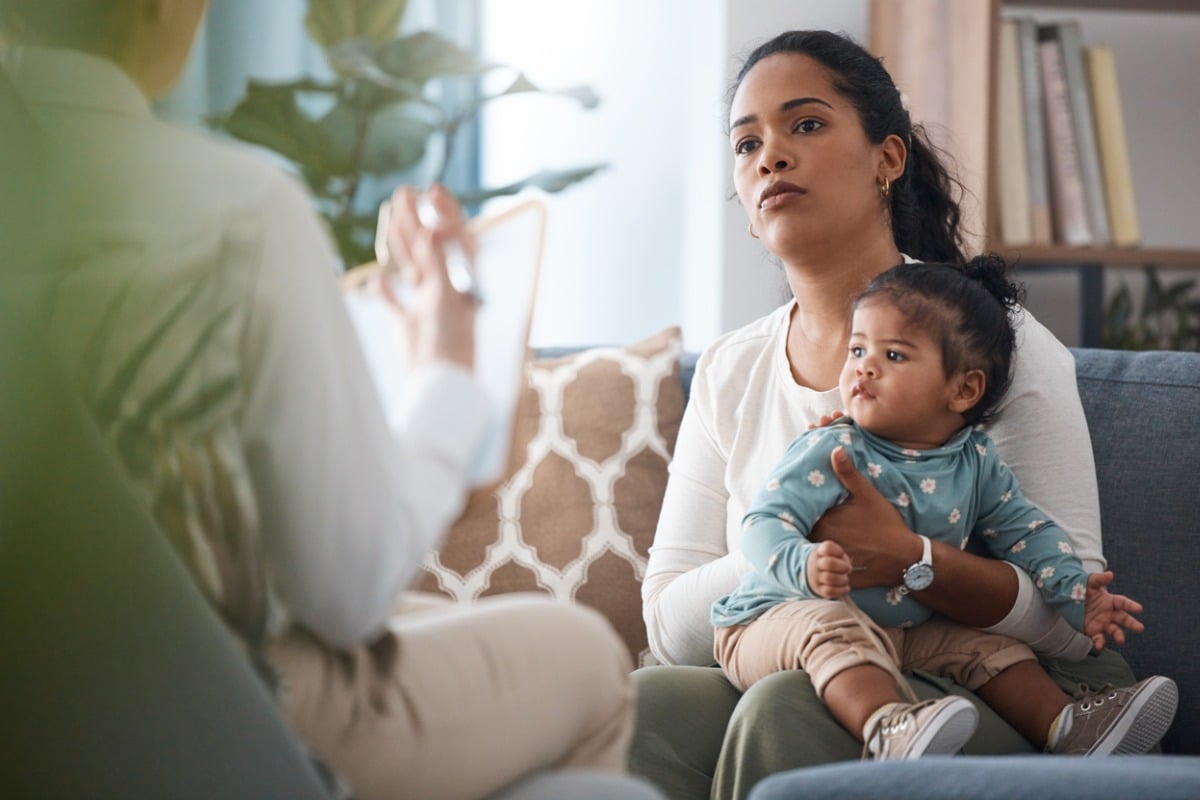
[[1085, 45, 1141, 247], [997, 19, 1032, 246], [1038, 26, 1093, 246], [1056, 21, 1111, 245], [1016, 17, 1052, 245]]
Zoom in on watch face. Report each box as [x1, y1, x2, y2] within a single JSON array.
[[903, 562, 934, 592]]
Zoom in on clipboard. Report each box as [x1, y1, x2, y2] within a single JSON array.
[[342, 194, 547, 488]]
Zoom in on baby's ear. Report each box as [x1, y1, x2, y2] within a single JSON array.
[[948, 369, 986, 414]]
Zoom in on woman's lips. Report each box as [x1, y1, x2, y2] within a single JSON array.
[[760, 190, 804, 210], [758, 182, 805, 209]]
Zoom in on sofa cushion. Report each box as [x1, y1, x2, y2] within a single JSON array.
[[418, 327, 685, 666], [1071, 348, 1200, 754]]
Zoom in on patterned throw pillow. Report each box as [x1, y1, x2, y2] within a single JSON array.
[[417, 326, 684, 666]]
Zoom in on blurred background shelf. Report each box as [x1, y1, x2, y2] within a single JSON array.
[[870, 0, 1200, 347]]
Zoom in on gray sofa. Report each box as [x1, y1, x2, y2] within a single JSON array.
[[735, 347, 1200, 797]]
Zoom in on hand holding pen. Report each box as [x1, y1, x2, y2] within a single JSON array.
[[375, 185, 483, 304], [375, 185, 479, 370]]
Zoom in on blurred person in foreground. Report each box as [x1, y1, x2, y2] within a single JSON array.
[[0, 3, 637, 798]]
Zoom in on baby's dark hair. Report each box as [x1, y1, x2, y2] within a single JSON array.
[[852, 255, 1024, 426]]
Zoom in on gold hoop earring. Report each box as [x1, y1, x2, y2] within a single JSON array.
[[880, 177, 891, 198], [749, 223, 759, 239]]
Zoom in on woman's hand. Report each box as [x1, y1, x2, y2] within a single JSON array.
[[809, 446, 918, 590], [377, 184, 478, 371], [806, 410, 845, 431], [1083, 570, 1145, 651], [806, 539, 853, 599]]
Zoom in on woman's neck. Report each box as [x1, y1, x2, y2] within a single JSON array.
[[780, 234, 903, 391]]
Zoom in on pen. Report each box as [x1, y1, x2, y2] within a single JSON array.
[[374, 196, 485, 305], [418, 197, 484, 305]]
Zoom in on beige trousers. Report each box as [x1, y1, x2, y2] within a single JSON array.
[[266, 592, 635, 800], [714, 599, 1036, 697]]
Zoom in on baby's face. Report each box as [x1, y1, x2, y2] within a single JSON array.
[[838, 301, 964, 450]]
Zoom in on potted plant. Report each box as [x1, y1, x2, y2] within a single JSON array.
[[1104, 267, 1200, 352], [211, 0, 602, 268]]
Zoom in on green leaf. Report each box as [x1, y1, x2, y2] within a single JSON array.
[[360, 102, 439, 174], [448, 73, 602, 129], [327, 211, 380, 268], [306, 0, 408, 48], [315, 100, 364, 175], [377, 31, 498, 81], [498, 72, 601, 109], [458, 164, 608, 205], [219, 81, 327, 169], [326, 39, 424, 101]]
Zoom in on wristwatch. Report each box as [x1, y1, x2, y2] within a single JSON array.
[[898, 534, 934, 595]]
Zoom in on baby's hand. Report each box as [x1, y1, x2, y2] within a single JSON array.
[[807, 539, 853, 599], [1083, 571, 1145, 651]]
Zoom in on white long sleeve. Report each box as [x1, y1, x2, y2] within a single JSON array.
[[977, 311, 1100, 658], [240, 174, 490, 649], [981, 310, 1104, 573], [643, 397, 752, 666]]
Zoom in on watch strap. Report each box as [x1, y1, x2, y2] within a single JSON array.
[[897, 535, 933, 596]]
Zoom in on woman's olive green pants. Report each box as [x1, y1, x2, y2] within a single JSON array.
[[629, 649, 1136, 800]]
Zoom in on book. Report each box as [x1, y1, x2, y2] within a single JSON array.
[[996, 20, 1031, 246], [1085, 45, 1141, 247], [1015, 17, 1053, 245], [342, 194, 547, 488], [1037, 25, 1093, 246], [1055, 21, 1111, 246]]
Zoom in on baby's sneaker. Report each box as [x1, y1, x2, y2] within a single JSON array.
[[865, 696, 979, 759], [1048, 676, 1178, 755]]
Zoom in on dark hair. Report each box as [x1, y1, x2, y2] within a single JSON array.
[[852, 255, 1023, 426], [730, 30, 967, 264]]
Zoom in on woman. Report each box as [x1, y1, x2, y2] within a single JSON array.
[[633, 30, 1136, 800]]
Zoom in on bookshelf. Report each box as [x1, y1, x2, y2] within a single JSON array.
[[869, 0, 1200, 345]]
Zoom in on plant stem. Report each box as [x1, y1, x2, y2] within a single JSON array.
[[434, 119, 459, 186], [339, 103, 373, 218]]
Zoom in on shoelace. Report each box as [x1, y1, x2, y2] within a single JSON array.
[[862, 698, 943, 759], [1073, 682, 1119, 711]]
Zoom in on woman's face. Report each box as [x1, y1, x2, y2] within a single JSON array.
[[729, 52, 889, 260]]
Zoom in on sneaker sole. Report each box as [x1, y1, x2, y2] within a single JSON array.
[[907, 697, 979, 758], [1091, 676, 1179, 755]]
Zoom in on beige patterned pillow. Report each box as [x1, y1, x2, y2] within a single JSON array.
[[418, 327, 684, 666]]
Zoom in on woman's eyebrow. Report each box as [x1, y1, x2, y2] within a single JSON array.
[[730, 96, 835, 131]]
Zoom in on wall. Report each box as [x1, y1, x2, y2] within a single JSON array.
[[479, 0, 692, 348], [480, 0, 870, 350]]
